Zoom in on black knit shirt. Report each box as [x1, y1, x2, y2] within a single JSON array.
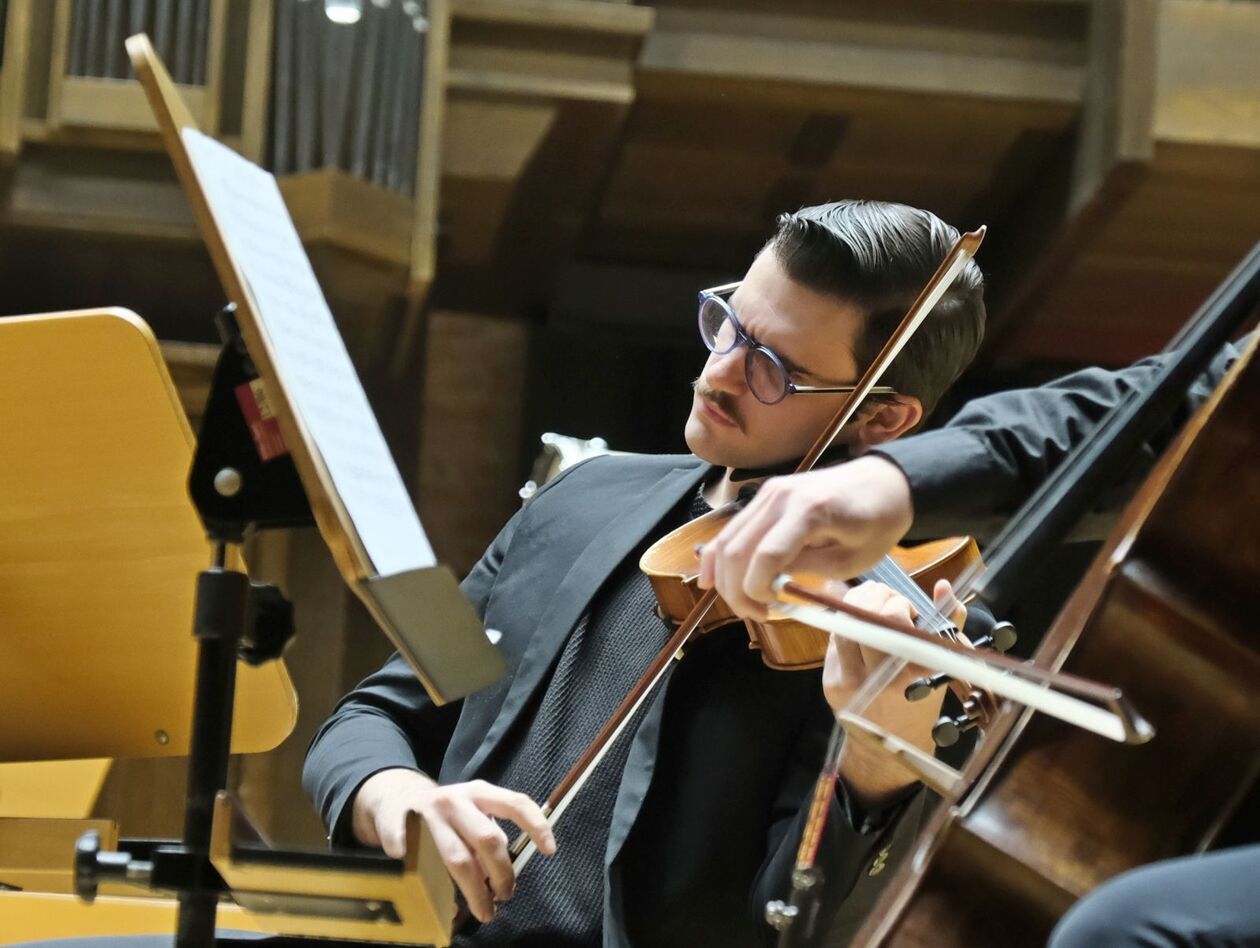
[[455, 489, 713, 946]]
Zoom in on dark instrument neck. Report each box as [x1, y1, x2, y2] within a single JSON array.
[[972, 242, 1260, 614]]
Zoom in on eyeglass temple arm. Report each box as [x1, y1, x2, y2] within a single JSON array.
[[792, 384, 898, 395]]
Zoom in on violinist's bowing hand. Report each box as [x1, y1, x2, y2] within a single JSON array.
[[696, 456, 914, 621], [351, 768, 556, 923], [827, 579, 961, 809]]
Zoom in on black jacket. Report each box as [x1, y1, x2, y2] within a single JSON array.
[[304, 453, 923, 948]]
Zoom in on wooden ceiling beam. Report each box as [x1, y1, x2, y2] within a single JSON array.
[[448, 0, 653, 106], [452, 0, 653, 37], [640, 7, 1087, 105], [1153, 0, 1260, 150], [991, 0, 1260, 367], [434, 0, 655, 308]]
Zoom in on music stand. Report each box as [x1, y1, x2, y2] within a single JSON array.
[[128, 35, 503, 706], [62, 32, 495, 947]]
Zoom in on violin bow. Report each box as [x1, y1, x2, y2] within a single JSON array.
[[774, 578, 1154, 746]]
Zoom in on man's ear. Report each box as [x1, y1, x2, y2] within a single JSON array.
[[852, 396, 923, 448]]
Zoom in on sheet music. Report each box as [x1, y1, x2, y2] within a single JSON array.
[[182, 128, 436, 577]]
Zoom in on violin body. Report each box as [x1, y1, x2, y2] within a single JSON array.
[[854, 335, 1260, 946], [640, 504, 981, 670]]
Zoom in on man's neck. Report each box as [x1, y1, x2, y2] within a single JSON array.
[[703, 442, 858, 509], [703, 469, 746, 509]]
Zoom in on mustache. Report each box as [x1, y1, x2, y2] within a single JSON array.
[[692, 378, 744, 431]]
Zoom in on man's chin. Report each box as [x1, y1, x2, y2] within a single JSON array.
[[684, 415, 709, 455], [685, 415, 766, 469], [685, 415, 726, 464]]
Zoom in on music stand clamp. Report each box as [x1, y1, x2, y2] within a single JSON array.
[[76, 305, 310, 946]]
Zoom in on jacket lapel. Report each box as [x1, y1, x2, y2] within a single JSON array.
[[457, 459, 711, 781], [603, 658, 674, 926]]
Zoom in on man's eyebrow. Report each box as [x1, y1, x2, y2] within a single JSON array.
[[729, 290, 844, 379], [775, 350, 809, 375], [783, 344, 857, 382], [761, 335, 814, 377]]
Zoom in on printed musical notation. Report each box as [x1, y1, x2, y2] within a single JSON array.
[[183, 128, 435, 577]]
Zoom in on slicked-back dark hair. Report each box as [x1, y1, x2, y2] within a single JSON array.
[[767, 200, 985, 422]]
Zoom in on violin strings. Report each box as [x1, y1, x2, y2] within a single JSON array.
[[867, 558, 936, 617], [865, 556, 956, 639]]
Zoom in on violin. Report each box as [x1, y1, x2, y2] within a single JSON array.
[[640, 501, 982, 670], [642, 500, 1011, 757]]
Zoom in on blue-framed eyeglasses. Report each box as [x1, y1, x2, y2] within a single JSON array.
[[697, 282, 898, 406]]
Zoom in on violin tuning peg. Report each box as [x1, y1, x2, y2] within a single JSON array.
[[991, 621, 1017, 653], [905, 672, 951, 701], [970, 621, 1017, 654], [932, 717, 961, 747], [932, 712, 980, 748]]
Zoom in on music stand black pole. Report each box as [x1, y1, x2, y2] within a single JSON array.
[[176, 541, 247, 947], [77, 307, 314, 947]]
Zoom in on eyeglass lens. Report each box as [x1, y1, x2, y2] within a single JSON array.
[[699, 297, 739, 353], [745, 347, 789, 404], [699, 296, 791, 404]]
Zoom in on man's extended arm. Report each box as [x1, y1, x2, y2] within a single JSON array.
[[699, 337, 1247, 616], [874, 337, 1244, 535], [301, 499, 520, 848]]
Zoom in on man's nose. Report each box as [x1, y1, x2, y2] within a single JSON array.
[[705, 348, 746, 394]]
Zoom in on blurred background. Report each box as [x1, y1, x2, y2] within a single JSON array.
[[1, 0, 1258, 847]]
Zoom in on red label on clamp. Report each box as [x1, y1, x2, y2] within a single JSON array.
[[235, 379, 289, 462]]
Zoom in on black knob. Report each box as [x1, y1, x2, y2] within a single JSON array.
[[239, 582, 296, 665], [905, 672, 951, 701], [932, 713, 980, 748], [75, 831, 137, 903], [991, 621, 1018, 653], [75, 830, 101, 903]]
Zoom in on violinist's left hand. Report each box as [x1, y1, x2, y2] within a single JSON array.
[[825, 579, 961, 810]]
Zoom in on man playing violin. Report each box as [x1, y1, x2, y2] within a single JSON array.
[[303, 200, 987, 946]]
